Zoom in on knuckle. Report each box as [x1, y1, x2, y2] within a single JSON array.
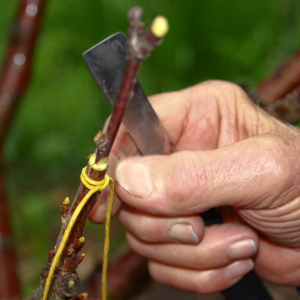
[[257, 138, 287, 182], [200, 80, 243, 92], [260, 134, 295, 178], [140, 220, 157, 241], [252, 134, 300, 203], [131, 218, 155, 241], [164, 151, 207, 211]]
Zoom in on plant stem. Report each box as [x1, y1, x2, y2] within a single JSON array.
[[94, 7, 169, 163], [25, 7, 168, 300]]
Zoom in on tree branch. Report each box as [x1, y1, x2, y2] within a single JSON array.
[[256, 49, 300, 103], [25, 7, 168, 300], [94, 7, 169, 163]]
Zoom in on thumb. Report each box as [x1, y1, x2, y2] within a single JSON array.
[[115, 133, 300, 216]]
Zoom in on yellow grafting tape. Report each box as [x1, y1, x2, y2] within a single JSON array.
[[43, 167, 113, 300], [102, 177, 114, 300]]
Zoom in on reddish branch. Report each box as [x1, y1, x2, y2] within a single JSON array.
[[94, 7, 166, 163], [262, 86, 300, 124], [25, 7, 167, 300], [256, 49, 300, 103], [245, 84, 300, 124], [0, 0, 46, 299]]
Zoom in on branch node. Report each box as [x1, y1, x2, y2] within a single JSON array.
[[61, 197, 70, 218], [71, 237, 85, 253], [56, 273, 81, 298]]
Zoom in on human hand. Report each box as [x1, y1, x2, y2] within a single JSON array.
[[90, 80, 300, 293]]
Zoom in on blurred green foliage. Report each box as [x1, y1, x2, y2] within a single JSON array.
[[1, 0, 300, 295]]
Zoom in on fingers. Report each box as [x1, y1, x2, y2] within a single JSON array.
[[120, 209, 258, 293], [118, 204, 204, 244], [126, 223, 258, 270], [148, 259, 254, 294], [115, 133, 300, 216], [90, 80, 289, 222]]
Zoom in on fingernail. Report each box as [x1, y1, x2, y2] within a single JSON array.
[[226, 259, 254, 279], [228, 239, 257, 260], [168, 223, 200, 244], [116, 162, 153, 198]]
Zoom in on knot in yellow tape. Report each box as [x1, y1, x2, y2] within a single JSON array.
[[80, 166, 110, 191], [43, 166, 114, 300]]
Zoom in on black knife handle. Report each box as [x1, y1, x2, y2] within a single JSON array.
[[200, 209, 273, 300]]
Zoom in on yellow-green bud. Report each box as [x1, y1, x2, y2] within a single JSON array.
[[63, 197, 70, 205], [151, 16, 169, 38]]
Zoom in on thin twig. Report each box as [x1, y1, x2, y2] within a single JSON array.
[[94, 7, 169, 163]]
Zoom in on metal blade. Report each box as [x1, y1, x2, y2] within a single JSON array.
[[83, 32, 173, 155]]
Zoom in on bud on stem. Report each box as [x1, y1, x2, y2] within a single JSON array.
[[72, 237, 85, 253], [75, 254, 85, 267], [61, 197, 70, 218]]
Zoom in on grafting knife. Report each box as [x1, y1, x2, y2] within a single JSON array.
[[83, 32, 272, 300], [83, 32, 174, 156]]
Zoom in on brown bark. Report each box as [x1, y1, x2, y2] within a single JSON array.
[[33, 157, 108, 300], [245, 84, 300, 125], [256, 49, 300, 103], [95, 7, 167, 163], [25, 8, 169, 300], [262, 86, 300, 124], [55, 163, 107, 273]]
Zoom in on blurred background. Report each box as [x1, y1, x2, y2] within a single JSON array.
[[1, 0, 300, 296]]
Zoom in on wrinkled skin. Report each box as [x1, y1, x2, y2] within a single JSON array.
[[90, 80, 300, 293]]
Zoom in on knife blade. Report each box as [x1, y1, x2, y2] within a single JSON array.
[[83, 32, 174, 156]]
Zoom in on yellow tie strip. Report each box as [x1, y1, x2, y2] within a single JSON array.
[[43, 166, 114, 300]]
